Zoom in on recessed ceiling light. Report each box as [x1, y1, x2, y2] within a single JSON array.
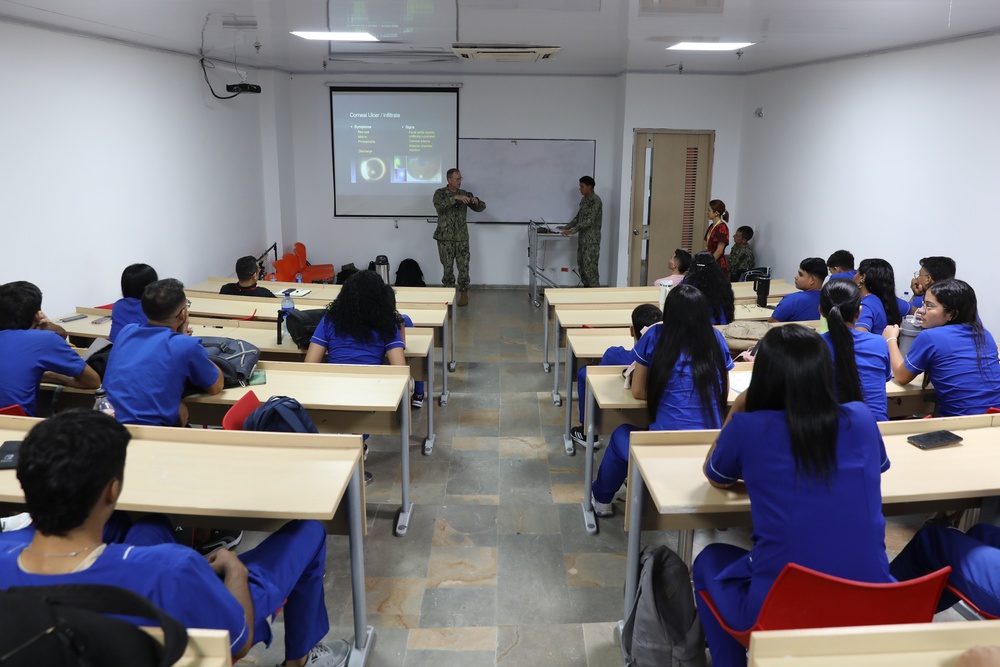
[[667, 42, 753, 51], [291, 31, 379, 42]]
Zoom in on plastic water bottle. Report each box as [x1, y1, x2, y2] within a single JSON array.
[[93, 388, 115, 418], [270, 273, 277, 282], [295, 272, 303, 283], [281, 294, 294, 337]]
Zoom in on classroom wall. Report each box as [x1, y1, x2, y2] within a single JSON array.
[[285, 73, 621, 288], [0, 21, 268, 317], [738, 34, 999, 330]]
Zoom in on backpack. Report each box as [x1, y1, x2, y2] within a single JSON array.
[[0, 583, 188, 667], [284, 309, 326, 350], [198, 337, 260, 387], [243, 395, 318, 434], [621, 546, 707, 667], [336, 263, 359, 285], [395, 258, 426, 287]]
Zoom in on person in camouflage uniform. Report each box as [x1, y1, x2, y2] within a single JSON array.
[[432, 168, 486, 306], [559, 176, 603, 287], [728, 225, 756, 281]]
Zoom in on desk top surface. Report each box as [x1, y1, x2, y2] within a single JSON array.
[[555, 304, 775, 328], [630, 414, 1000, 518], [188, 278, 455, 305], [0, 416, 360, 521]]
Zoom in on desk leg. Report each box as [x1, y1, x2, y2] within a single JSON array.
[[580, 386, 597, 534], [551, 323, 562, 406], [439, 323, 450, 407], [448, 301, 457, 373], [542, 302, 551, 372], [678, 530, 695, 568], [423, 346, 435, 455], [395, 404, 414, 537], [623, 456, 645, 620], [347, 464, 375, 667], [563, 347, 576, 455]]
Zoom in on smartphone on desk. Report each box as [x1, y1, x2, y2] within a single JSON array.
[[907, 430, 963, 450]]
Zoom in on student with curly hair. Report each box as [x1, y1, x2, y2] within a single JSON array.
[[683, 251, 735, 325]]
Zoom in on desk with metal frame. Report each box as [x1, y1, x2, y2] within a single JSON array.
[[527, 220, 575, 308]]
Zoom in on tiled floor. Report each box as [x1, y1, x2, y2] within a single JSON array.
[[238, 287, 945, 667]]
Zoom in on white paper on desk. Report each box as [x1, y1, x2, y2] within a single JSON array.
[[728, 371, 752, 395], [82, 337, 112, 361]]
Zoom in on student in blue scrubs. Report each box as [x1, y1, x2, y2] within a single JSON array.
[[768, 257, 827, 322], [696, 325, 892, 667], [590, 285, 733, 517], [882, 279, 1000, 416], [682, 251, 735, 325], [853, 258, 902, 335], [820, 279, 892, 420], [110, 263, 157, 343], [826, 249, 856, 281], [907, 256, 956, 314]]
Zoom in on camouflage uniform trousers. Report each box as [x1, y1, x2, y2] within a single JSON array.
[[437, 240, 471, 291], [577, 242, 600, 287]]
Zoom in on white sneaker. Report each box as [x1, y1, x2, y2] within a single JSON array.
[[592, 495, 614, 518], [0, 512, 32, 532], [294, 640, 351, 667]]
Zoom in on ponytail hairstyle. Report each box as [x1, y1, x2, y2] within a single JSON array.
[[644, 284, 728, 427], [820, 279, 864, 404], [926, 279, 990, 377], [684, 251, 735, 325], [857, 258, 901, 326], [709, 199, 729, 223], [745, 324, 840, 484]]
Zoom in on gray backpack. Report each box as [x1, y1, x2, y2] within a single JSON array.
[[622, 545, 707, 667]]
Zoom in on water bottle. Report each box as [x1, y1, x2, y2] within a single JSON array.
[[295, 272, 303, 283], [270, 273, 278, 282], [93, 388, 115, 418], [281, 294, 294, 337]]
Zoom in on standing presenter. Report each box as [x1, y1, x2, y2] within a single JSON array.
[[433, 168, 485, 307], [559, 176, 603, 287]]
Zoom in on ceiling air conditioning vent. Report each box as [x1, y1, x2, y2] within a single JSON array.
[[452, 43, 561, 62]]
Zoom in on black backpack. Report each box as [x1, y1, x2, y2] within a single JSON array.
[[243, 395, 318, 434], [198, 337, 260, 388], [284, 309, 326, 350], [0, 583, 188, 667], [622, 546, 707, 667], [395, 258, 426, 287]]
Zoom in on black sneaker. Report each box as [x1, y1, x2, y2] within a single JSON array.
[[570, 425, 600, 448], [364, 471, 373, 486], [411, 393, 425, 409], [197, 529, 243, 555]]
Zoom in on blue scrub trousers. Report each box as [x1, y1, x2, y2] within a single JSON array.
[[400, 314, 425, 397], [591, 424, 639, 503], [693, 543, 755, 667]]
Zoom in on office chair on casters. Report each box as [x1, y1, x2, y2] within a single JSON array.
[[698, 562, 951, 649], [222, 391, 261, 431], [739, 266, 771, 282], [0, 404, 27, 417]]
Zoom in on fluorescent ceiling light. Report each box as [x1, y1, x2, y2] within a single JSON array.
[[291, 31, 379, 42], [668, 42, 753, 51]]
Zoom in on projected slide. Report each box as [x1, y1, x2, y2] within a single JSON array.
[[331, 88, 459, 218]]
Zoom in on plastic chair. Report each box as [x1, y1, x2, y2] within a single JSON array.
[[221, 391, 261, 431], [698, 562, 951, 649], [292, 243, 334, 282], [0, 404, 27, 417], [947, 584, 1000, 620], [272, 256, 298, 282]]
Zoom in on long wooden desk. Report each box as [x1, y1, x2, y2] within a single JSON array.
[[187, 278, 459, 375], [0, 415, 377, 666], [622, 414, 1000, 623], [747, 620, 1000, 666]]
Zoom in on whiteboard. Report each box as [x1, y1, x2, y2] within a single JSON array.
[[456, 138, 596, 224]]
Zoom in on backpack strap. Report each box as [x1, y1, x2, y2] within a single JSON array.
[[6, 584, 188, 667], [271, 400, 315, 434]]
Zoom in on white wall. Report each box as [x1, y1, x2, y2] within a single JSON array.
[[0, 21, 268, 317], [286, 73, 621, 288], [615, 73, 747, 285], [738, 35, 1000, 330]]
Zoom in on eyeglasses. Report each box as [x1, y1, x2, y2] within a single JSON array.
[[186, 299, 192, 308], [913, 270, 921, 279]]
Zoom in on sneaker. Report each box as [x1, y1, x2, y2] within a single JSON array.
[[363, 441, 368, 462], [570, 425, 600, 448], [197, 529, 243, 555], [592, 495, 614, 518], [364, 470, 373, 486], [411, 393, 424, 409], [286, 639, 351, 667], [0, 512, 32, 532]]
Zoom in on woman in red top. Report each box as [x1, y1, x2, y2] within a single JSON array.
[[705, 199, 730, 276]]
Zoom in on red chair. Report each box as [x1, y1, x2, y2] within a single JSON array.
[[0, 404, 27, 417], [698, 563, 951, 649], [292, 242, 335, 282], [947, 584, 999, 620], [271, 256, 298, 282], [986, 407, 1000, 414], [221, 391, 261, 431]]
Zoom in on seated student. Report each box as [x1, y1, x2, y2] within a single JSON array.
[[908, 255, 957, 314], [110, 263, 157, 343], [826, 249, 856, 281], [683, 251, 736, 325], [0, 410, 345, 667], [883, 279, 1000, 416], [0, 281, 100, 415], [570, 303, 663, 446], [104, 278, 224, 426], [696, 325, 892, 667], [853, 258, 902, 336], [727, 226, 756, 281], [652, 248, 691, 287], [768, 257, 826, 322], [220, 256, 276, 298], [591, 286, 733, 517], [821, 279, 892, 421]]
